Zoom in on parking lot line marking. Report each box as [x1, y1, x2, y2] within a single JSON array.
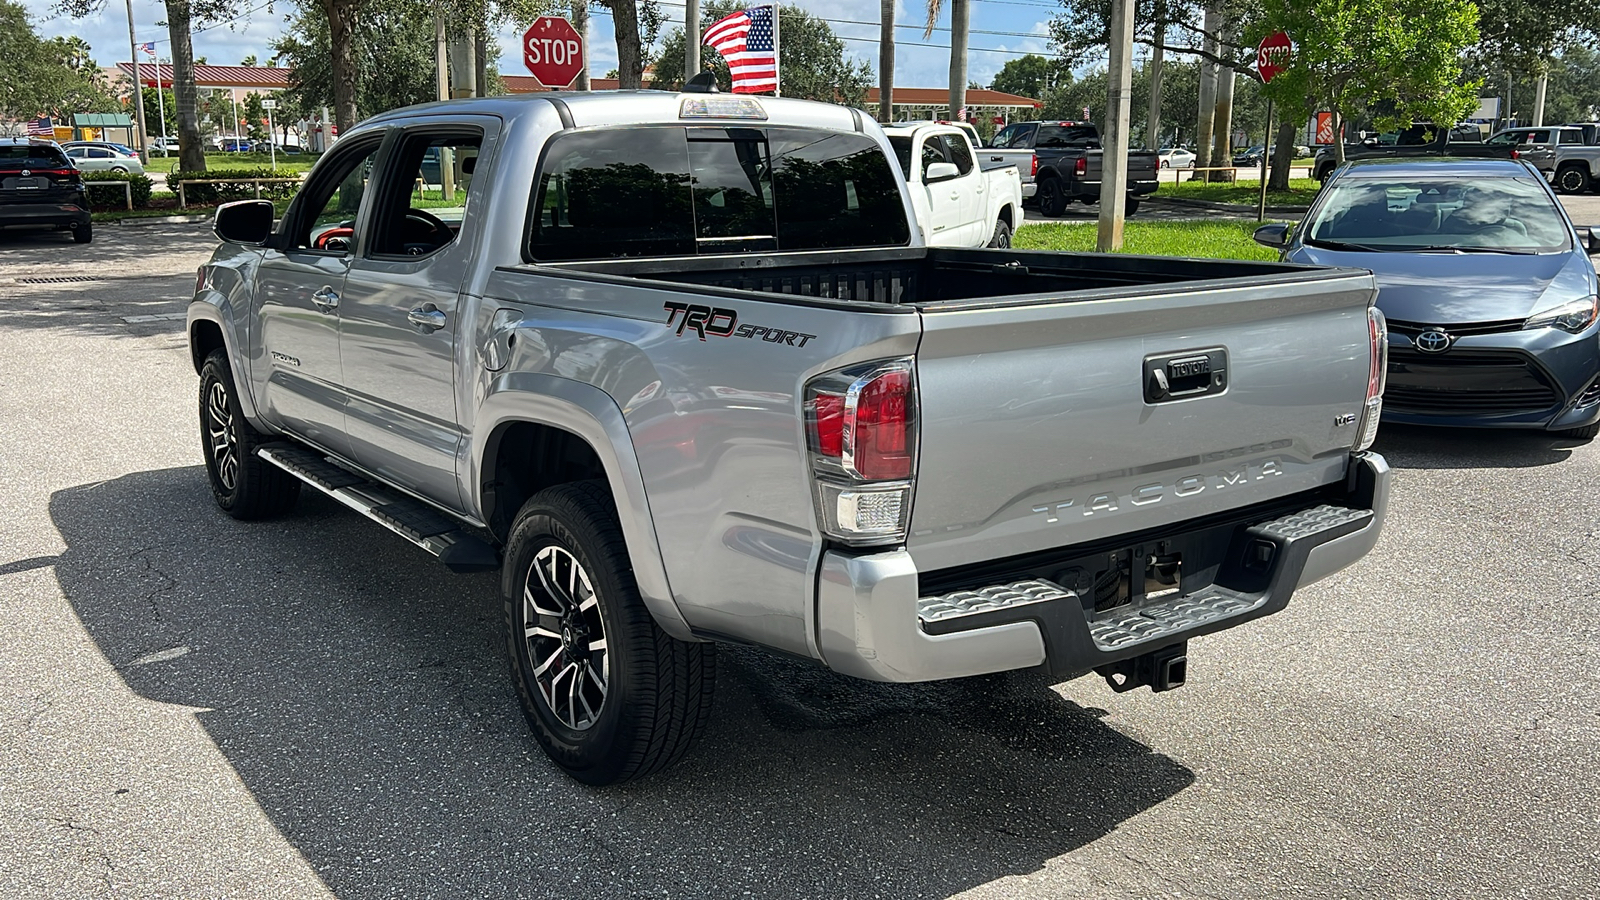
[[121, 313, 188, 323]]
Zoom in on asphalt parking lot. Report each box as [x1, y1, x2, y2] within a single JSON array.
[[2, 219, 1598, 899]]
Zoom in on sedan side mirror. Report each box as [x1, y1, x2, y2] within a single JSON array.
[[1576, 226, 1600, 255], [1253, 223, 1292, 249], [925, 161, 960, 183], [214, 199, 274, 245]]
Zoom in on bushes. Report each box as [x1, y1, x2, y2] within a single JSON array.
[[82, 170, 154, 210], [169, 166, 304, 205]]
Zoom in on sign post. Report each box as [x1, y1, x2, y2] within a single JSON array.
[[523, 17, 585, 89], [1256, 31, 1291, 222], [262, 98, 278, 170]]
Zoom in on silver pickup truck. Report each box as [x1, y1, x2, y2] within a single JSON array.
[[189, 90, 1391, 785]]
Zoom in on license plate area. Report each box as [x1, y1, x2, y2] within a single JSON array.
[[1070, 544, 1185, 613]]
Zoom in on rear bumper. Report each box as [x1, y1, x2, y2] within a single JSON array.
[[817, 452, 1390, 683], [0, 201, 90, 229], [1020, 182, 1036, 199], [1070, 180, 1160, 200]]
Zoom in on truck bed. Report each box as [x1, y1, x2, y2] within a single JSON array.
[[537, 246, 1350, 308]]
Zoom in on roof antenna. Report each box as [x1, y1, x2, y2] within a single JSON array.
[[683, 71, 720, 93]]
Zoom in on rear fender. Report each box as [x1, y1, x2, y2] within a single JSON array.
[[470, 373, 693, 640]]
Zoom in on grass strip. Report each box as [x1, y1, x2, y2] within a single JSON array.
[[1014, 220, 1284, 261]]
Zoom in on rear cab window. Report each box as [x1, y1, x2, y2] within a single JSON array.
[[0, 145, 70, 169], [528, 126, 910, 260]]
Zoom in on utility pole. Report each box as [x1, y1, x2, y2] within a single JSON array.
[[124, 0, 148, 163], [154, 57, 168, 155], [1534, 70, 1548, 126], [1210, 16, 1236, 182], [1147, 21, 1165, 152], [435, 13, 450, 102], [1097, 0, 1134, 252], [686, 0, 700, 81], [573, 1, 590, 89], [1195, 4, 1219, 172]]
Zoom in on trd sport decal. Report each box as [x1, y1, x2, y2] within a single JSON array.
[[663, 302, 818, 348]]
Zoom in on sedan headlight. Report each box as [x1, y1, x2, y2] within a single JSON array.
[[1523, 296, 1599, 333]]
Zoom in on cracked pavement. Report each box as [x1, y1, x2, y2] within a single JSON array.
[[2, 220, 1599, 898]]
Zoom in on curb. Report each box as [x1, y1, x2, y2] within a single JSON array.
[[112, 214, 211, 226], [1158, 196, 1310, 216]]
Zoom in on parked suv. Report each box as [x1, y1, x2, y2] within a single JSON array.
[[0, 138, 91, 243]]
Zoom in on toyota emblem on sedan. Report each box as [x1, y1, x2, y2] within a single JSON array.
[[19, 169, 29, 177], [1414, 330, 1454, 353]]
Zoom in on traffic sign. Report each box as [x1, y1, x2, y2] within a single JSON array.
[[524, 17, 585, 89], [1258, 31, 1291, 83]]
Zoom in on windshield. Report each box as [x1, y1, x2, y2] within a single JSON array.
[[1305, 175, 1572, 253]]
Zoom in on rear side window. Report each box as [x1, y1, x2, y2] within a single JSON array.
[[0, 146, 69, 169], [1034, 125, 1099, 148], [1560, 129, 1585, 144], [528, 127, 908, 260], [942, 134, 975, 176]]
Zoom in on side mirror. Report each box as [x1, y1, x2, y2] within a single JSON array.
[[1576, 226, 1600, 254], [1253, 223, 1292, 249], [925, 161, 960, 182], [214, 199, 274, 245]]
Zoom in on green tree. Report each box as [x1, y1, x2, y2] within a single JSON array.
[[989, 54, 1061, 100], [242, 91, 268, 141], [0, 1, 115, 121], [1249, 0, 1482, 169], [650, 2, 871, 105], [141, 86, 177, 136], [923, 0, 971, 123], [274, 0, 438, 121], [241, 54, 258, 66]]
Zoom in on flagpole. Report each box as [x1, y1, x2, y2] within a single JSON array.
[[124, 0, 148, 163], [154, 55, 168, 155], [771, 4, 780, 97]]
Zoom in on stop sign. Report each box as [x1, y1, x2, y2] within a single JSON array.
[[524, 17, 584, 89], [1257, 31, 1291, 83]]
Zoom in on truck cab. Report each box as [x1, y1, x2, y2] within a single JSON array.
[[882, 122, 1022, 248]]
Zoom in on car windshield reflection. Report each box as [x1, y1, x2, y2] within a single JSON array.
[[1305, 175, 1571, 253]]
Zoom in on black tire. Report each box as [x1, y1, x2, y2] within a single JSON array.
[[503, 482, 716, 785], [1558, 422, 1600, 440], [1556, 165, 1590, 195], [198, 349, 300, 519], [72, 223, 92, 244], [987, 217, 1013, 248], [1316, 163, 1335, 182], [1125, 197, 1142, 216], [1038, 177, 1067, 217], [109, 166, 128, 174]]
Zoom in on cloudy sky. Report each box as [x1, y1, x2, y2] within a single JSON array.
[[23, 0, 1060, 94]]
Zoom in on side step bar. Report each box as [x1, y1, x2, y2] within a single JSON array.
[[258, 446, 500, 573]]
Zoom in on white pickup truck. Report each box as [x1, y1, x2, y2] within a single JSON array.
[[883, 123, 1023, 248]]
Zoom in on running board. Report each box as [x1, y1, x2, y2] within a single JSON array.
[[257, 446, 500, 573]]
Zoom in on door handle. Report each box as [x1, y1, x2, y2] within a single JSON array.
[[408, 305, 447, 332], [312, 285, 339, 313]]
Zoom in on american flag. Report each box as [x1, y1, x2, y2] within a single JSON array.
[[26, 117, 53, 136], [702, 5, 777, 95], [139, 42, 156, 56]]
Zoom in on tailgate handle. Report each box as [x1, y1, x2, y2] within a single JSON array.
[[1144, 349, 1227, 404]]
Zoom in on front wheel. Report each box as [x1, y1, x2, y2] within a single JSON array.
[[987, 218, 1013, 248], [198, 349, 300, 518], [1556, 165, 1590, 195], [504, 482, 716, 785]]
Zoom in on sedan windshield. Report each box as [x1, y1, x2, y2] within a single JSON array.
[[1304, 175, 1571, 253]]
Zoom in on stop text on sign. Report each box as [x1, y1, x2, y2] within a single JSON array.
[[526, 35, 581, 67]]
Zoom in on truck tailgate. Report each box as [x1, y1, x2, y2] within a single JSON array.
[[906, 269, 1377, 571]]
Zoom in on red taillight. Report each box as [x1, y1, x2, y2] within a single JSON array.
[[1075, 157, 1088, 176], [854, 369, 912, 479], [1030, 155, 1038, 177], [810, 391, 844, 457], [805, 360, 917, 482], [196, 266, 206, 296]]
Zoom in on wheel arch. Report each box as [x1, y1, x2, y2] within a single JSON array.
[[187, 301, 263, 425], [472, 374, 694, 641], [997, 203, 1014, 229]]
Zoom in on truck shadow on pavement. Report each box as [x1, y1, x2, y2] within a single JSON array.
[[1371, 423, 1581, 469], [51, 467, 1194, 900]]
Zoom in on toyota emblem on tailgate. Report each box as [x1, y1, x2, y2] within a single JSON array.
[[1414, 330, 1453, 353]]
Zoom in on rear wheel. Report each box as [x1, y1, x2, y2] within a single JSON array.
[[1038, 178, 1067, 217], [1558, 422, 1600, 440], [504, 482, 716, 785], [1125, 197, 1142, 216], [988, 218, 1013, 248], [198, 349, 300, 518], [1556, 165, 1590, 195], [71, 223, 92, 244], [109, 166, 128, 174]]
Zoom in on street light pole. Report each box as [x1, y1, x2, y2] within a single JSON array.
[[124, 0, 149, 163], [155, 57, 168, 155]]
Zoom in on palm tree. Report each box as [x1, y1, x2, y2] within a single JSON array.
[[924, 0, 969, 124], [878, 0, 895, 122]]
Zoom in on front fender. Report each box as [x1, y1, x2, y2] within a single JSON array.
[[469, 373, 694, 641], [187, 294, 264, 428]]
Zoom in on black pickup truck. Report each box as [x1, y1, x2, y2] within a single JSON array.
[[984, 121, 1160, 217], [1313, 122, 1514, 181]]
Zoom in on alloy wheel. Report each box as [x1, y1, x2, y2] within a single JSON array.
[[523, 545, 609, 731], [207, 380, 238, 490]]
